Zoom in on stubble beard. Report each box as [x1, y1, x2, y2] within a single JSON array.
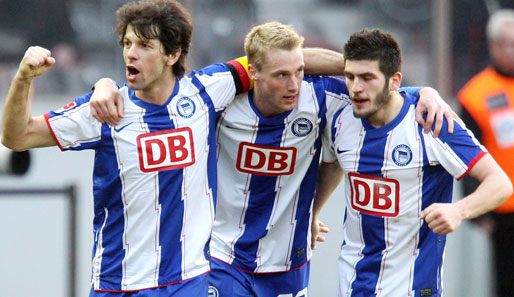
[[352, 80, 390, 119]]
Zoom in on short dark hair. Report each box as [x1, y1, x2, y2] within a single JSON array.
[[115, 0, 193, 78], [343, 29, 402, 77]]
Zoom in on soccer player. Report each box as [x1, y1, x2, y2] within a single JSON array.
[[92, 22, 456, 296], [326, 28, 512, 297], [1, 0, 253, 296]]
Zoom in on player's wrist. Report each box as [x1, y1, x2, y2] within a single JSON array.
[[14, 71, 33, 83], [454, 201, 470, 221]]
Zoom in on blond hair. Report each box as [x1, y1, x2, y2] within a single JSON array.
[[244, 21, 304, 70]]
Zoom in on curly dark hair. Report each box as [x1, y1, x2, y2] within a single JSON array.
[[343, 29, 402, 78], [115, 0, 193, 78]]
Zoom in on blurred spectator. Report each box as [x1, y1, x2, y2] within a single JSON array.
[[0, 0, 76, 62], [457, 9, 514, 297]]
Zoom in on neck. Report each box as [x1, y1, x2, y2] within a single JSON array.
[[252, 87, 279, 117], [135, 74, 177, 105], [367, 91, 404, 128]]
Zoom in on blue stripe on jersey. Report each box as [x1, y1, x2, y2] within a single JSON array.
[[232, 93, 289, 270], [351, 132, 388, 297], [290, 147, 321, 267], [93, 124, 125, 288], [412, 124, 449, 297], [190, 74, 219, 256], [129, 86, 187, 285], [190, 74, 219, 205], [289, 76, 330, 267], [430, 115, 484, 169]]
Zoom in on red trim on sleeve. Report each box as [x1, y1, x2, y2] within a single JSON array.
[[44, 113, 64, 151], [457, 151, 487, 181], [226, 58, 251, 93]]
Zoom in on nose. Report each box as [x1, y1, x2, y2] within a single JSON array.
[[125, 45, 138, 60], [288, 75, 300, 92], [350, 78, 363, 94]]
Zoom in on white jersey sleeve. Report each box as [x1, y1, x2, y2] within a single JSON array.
[[44, 93, 102, 151]]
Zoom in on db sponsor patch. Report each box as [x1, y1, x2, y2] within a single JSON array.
[[236, 142, 296, 176], [137, 127, 195, 172], [348, 172, 399, 217]]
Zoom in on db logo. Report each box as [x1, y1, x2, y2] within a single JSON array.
[[348, 172, 399, 217], [236, 142, 296, 176], [137, 127, 195, 172]]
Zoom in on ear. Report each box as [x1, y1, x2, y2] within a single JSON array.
[[248, 63, 258, 81], [389, 72, 402, 91], [166, 48, 182, 66]]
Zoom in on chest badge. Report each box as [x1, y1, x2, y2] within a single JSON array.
[[176, 97, 196, 118], [392, 144, 412, 166], [291, 117, 313, 137]]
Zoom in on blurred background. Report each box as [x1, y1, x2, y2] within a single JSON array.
[[0, 0, 513, 296]]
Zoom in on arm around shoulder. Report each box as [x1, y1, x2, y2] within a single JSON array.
[[303, 47, 345, 76]]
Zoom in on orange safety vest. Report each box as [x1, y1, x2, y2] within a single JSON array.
[[457, 66, 514, 213]]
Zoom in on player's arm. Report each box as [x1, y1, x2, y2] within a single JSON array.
[[414, 87, 460, 137], [311, 161, 344, 250], [89, 78, 124, 126], [421, 154, 512, 235], [2, 46, 56, 151], [303, 47, 345, 76]]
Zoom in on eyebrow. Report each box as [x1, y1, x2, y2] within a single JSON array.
[[344, 71, 377, 78]]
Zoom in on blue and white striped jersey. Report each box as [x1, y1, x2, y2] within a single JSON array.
[[44, 62, 250, 292], [330, 92, 487, 297], [210, 75, 350, 272]]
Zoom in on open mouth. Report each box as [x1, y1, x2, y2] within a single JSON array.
[[126, 65, 140, 78]]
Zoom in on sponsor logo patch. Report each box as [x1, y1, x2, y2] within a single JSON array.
[[236, 142, 296, 176], [137, 127, 195, 172], [348, 172, 399, 217]]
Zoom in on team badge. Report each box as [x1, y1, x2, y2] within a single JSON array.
[[291, 117, 313, 137], [208, 285, 219, 297], [176, 97, 196, 118], [392, 144, 412, 166]]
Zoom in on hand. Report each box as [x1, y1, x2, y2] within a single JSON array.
[[311, 218, 329, 250], [420, 203, 465, 235], [17, 46, 55, 81], [89, 78, 124, 126], [415, 87, 461, 138]]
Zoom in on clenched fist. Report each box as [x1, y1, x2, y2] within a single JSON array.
[[17, 46, 56, 81]]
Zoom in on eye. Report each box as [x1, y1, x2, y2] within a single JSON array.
[[123, 40, 131, 48]]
